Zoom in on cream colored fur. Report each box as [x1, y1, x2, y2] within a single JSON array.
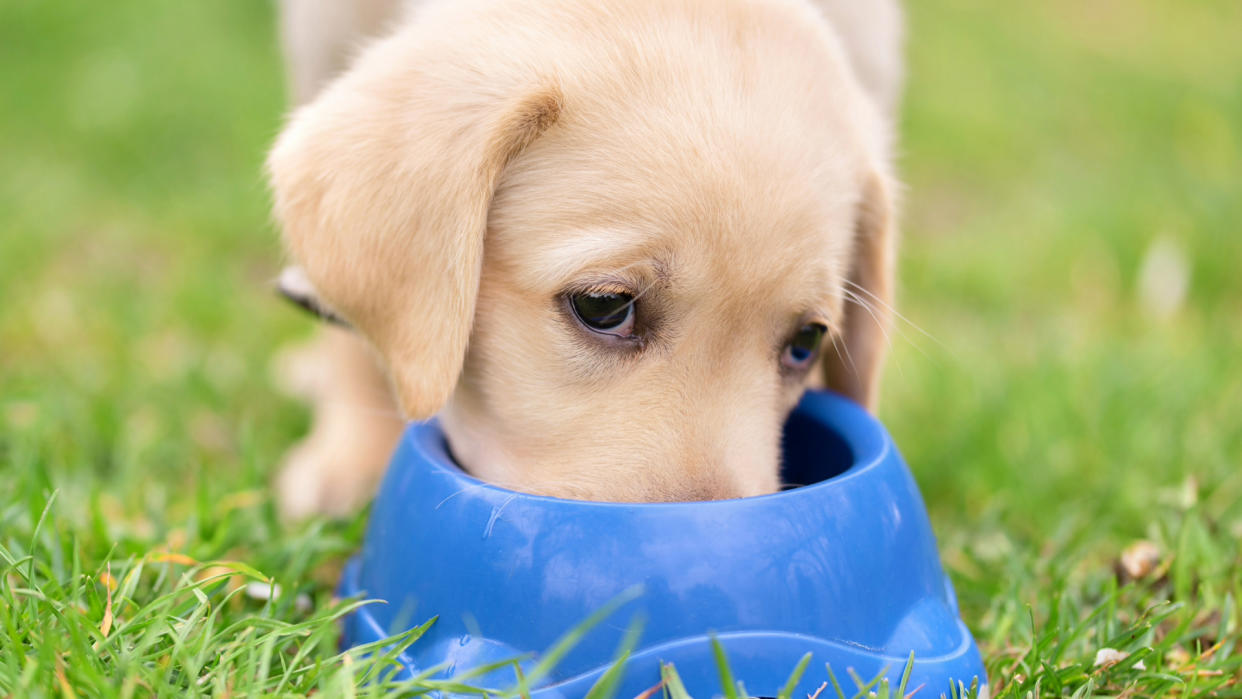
[[271, 0, 903, 516]]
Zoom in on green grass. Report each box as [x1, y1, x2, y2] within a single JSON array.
[[1, 0, 1239, 696]]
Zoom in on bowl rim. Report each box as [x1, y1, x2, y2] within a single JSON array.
[[407, 390, 893, 512]]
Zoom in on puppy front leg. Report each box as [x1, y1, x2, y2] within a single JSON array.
[[273, 325, 405, 520], [270, 0, 413, 520]]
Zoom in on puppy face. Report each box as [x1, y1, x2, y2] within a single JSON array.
[[269, 0, 895, 502]]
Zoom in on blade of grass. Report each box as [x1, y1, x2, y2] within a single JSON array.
[[512, 585, 643, 695], [711, 637, 739, 699], [661, 663, 693, 699], [777, 652, 813, 699]]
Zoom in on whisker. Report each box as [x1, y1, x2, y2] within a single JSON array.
[[626, 276, 660, 306], [842, 283, 935, 363], [841, 288, 894, 352], [828, 328, 857, 376], [840, 288, 909, 383], [589, 275, 661, 341], [840, 287, 908, 382], [842, 279, 950, 357]]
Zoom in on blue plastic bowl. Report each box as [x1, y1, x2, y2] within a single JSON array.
[[339, 391, 986, 697]]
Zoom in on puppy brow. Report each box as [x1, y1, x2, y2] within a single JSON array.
[[532, 227, 660, 284]]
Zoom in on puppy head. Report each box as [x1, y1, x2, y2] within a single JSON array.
[[269, 0, 895, 502]]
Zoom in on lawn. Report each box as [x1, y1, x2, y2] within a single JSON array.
[[1, 0, 1239, 696]]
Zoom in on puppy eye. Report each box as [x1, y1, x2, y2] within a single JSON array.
[[569, 291, 636, 336], [781, 323, 827, 371]]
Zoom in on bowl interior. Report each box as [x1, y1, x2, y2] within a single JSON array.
[[778, 406, 855, 489]]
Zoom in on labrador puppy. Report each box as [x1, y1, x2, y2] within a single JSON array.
[[270, 0, 903, 517]]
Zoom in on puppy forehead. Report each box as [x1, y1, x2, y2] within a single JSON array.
[[489, 137, 861, 305], [482, 0, 873, 302]]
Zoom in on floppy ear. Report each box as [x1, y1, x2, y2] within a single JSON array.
[[822, 171, 896, 412], [267, 37, 562, 419]]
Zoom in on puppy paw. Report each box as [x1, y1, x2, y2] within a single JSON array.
[[270, 327, 405, 521], [275, 437, 387, 520]]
